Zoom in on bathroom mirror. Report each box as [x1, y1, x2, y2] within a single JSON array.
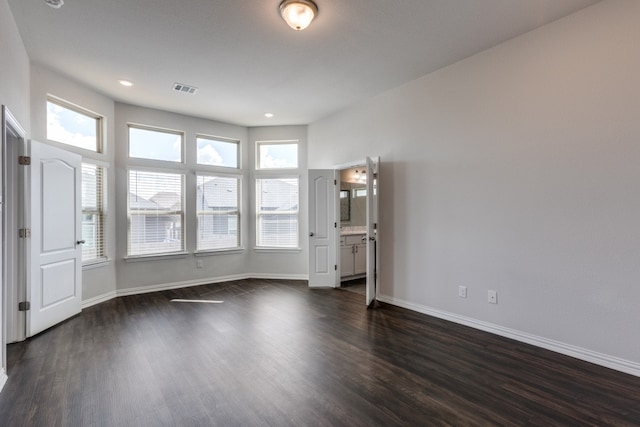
[[340, 190, 350, 222]]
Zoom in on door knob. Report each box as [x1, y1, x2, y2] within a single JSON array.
[[309, 232, 315, 237], [76, 240, 86, 245]]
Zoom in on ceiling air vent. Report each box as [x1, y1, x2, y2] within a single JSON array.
[[172, 83, 198, 95]]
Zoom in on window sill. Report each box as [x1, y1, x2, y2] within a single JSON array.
[[124, 252, 189, 263], [82, 259, 111, 270], [253, 247, 302, 254], [195, 248, 245, 256]]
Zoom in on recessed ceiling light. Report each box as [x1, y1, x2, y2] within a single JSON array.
[[265, 113, 274, 118], [119, 80, 134, 87], [45, 0, 64, 9]]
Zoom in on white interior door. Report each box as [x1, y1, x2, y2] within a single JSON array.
[[308, 169, 337, 287], [365, 156, 379, 306], [28, 141, 82, 337]]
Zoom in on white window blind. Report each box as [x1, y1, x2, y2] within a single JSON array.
[[81, 163, 106, 262], [128, 170, 184, 256], [256, 178, 299, 248], [196, 175, 240, 251]]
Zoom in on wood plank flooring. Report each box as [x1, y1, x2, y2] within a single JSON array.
[[1, 278, 639, 426]]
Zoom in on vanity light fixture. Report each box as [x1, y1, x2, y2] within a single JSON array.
[[279, 0, 318, 31]]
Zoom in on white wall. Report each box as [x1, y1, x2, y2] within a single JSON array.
[[0, 0, 30, 131], [309, 0, 640, 370], [0, 0, 30, 389], [248, 126, 308, 279], [30, 65, 117, 302]]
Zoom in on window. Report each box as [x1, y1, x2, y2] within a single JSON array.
[[354, 188, 367, 198], [47, 98, 101, 152], [128, 170, 184, 256], [129, 125, 183, 162], [81, 163, 106, 263], [196, 175, 240, 251], [257, 142, 298, 169], [256, 178, 299, 248], [197, 136, 239, 168]]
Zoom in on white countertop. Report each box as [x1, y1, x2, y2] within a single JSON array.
[[340, 227, 366, 236]]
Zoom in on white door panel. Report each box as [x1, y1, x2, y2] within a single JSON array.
[[28, 141, 82, 337], [308, 169, 337, 287]]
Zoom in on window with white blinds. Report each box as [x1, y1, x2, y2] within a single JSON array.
[[196, 175, 240, 251], [81, 163, 106, 262], [256, 177, 299, 248], [128, 170, 184, 256]]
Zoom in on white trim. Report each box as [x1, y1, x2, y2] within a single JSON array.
[[0, 368, 7, 394], [377, 294, 640, 378], [333, 159, 366, 171], [115, 274, 252, 297], [246, 273, 308, 281], [124, 252, 189, 262], [253, 247, 302, 253], [81, 290, 117, 309]]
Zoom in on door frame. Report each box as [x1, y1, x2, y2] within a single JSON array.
[[332, 158, 379, 303], [2, 106, 27, 381]]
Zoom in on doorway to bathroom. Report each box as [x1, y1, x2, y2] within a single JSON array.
[[308, 156, 379, 306]]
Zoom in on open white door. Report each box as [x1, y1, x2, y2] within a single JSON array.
[[27, 141, 82, 337], [365, 156, 379, 306], [308, 169, 337, 287]]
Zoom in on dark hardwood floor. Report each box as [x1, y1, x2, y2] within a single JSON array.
[[1, 279, 639, 426]]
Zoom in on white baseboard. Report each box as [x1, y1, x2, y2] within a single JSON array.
[[116, 274, 252, 297], [81, 273, 309, 307], [0, 368, 7, 394], [377, 294, 640, 378], [246, 273, 308, 281], [81, 291, 117, 309]]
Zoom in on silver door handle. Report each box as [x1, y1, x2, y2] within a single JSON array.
[[309, 232, 314, 237], [77, 240, 86, 245]]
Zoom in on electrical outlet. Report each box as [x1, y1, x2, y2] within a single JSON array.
[[458, 286, 467, 298], [196, 260, 203, 269], [488, 290, 497, 304]]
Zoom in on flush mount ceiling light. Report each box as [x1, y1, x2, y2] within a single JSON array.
[[279, 0, 318, 31], [45, 0, 64, 8]]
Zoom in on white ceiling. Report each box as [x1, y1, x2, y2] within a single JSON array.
[[9, 0, 600, 127]]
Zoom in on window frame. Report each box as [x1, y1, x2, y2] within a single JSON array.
[[195, 172, 242, 253], [126, 167, 186, 258], [196, 134, 240, 169], [255, 140, 299, 170], [255, 175, 300, 250], [46, 96, 103, 153], [127, 123, 185, 164], [81, 161, 108, 265]]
